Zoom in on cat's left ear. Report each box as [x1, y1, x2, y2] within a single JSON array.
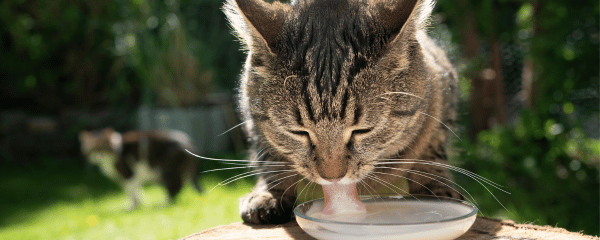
[[224, 0, 291, 54], [103, 127, 115, 136], [371, 0, 434, 41]]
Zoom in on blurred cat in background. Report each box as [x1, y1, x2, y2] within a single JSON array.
[[79, 128, 201, 209]]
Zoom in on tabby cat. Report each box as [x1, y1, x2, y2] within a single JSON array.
[[225, 0, 460, 224], [79, 128, 202, 209]]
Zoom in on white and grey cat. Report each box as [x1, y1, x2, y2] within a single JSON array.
[[79, 128, 201, 209], [225, 0, 461, 224]]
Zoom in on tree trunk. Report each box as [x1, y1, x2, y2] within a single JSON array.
[[522, 0, 540, 109], [457, 0, 507, 139]]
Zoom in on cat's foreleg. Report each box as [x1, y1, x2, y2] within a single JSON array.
[[123, 180, 142, 210], [163, 172, 183, 205], [239, 165, 300, 224]]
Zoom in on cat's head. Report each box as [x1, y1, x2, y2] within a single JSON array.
[[79, 128, 122, 164], [227, 0, 435, 184]]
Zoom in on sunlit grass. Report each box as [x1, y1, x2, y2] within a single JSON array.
[[0, 160, 254, 240]]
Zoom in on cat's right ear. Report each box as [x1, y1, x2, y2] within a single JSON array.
[[224, 0, 291, 54], [371, 0, 434, 41]]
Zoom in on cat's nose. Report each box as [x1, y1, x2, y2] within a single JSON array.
[[316, 159, 348, 180]]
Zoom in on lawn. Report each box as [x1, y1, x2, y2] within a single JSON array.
[[0, 157, 254, 240], [2, 151, 597, 239]]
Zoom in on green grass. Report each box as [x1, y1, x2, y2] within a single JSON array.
[[0, 158, 254, 240]]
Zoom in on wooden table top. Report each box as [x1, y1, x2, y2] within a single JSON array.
[[183, 216, 598, 240]]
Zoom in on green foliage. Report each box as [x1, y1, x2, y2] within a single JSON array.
[[179, 0, 246, 91], [454, 112, 599, 235], [528, 1, 599, 118], [0, 0, 244, 111], [0, 0, 133, 111], [438, 0, 599, 236], [112, 0, 214, 107]]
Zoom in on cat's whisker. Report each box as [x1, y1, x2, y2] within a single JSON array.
[[201, 165, 290, 173], [256, 171, 297, 190], [386, 167, 479, 207], [357, 181, 370, 197], [216, 161, 258, 166], [266, 173, 300, 192], [379, 91, 426, 101], [360, 178, 399, 214], [364, 174, 403, 196], [221, 169, 295, 186], [402, 144, 420, 157], [310, 180, 318, 201], [265, 171, 298, 182], [252, 147, 270, 162], [375, 163, 509, 212], [376, 158, 506, 189], [374, 166, 479, 208], [376, 159, 508, 192], [281, 177, 306, 210], [294, 180, 313, 207], [203, 169, 266, 197], [359, 178, 385, 203], [202, 148, 277, 167], [362, 175, 411, 214], [185, 149, 289, 164], [209, 169, 265, 193], [364, 174, 418, 201], [218, 121, 248, 137], [417, 111, 462, 142], [371, 171, 440, 200]]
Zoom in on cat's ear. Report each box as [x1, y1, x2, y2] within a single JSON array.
[[224, 0, 291, 53], [103, 127, 115, 136], [371, 0, 434, 40]]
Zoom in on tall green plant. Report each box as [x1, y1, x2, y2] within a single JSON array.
[[0, 0, 136, 112], [437, 0, 599, 235], [112, 0, 214, 107]]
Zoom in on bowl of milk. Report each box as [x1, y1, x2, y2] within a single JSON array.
[[294, 195, 477, 240]]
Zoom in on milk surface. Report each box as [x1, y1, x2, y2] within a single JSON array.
[[306, 200, 472, 224]]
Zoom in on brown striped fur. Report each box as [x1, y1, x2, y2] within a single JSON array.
[[226, 0, 460, 224]]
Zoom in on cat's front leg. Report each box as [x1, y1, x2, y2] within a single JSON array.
[[123, 180, 142, 210], [239, 168, 300, 224]]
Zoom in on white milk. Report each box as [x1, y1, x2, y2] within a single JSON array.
[[306, 200, 471, 224]]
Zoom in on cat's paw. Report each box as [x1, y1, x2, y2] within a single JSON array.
[[239, 191, 295, 224]]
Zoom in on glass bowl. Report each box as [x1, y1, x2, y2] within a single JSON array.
[[294, 195, 477, 240]]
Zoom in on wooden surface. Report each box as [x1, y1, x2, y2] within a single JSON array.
[[183, 217, 599, 240]]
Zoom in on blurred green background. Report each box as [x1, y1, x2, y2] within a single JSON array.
[[0, 0, 598, 239]]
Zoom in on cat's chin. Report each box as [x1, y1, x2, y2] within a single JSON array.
[[321, 182, 366, 216]]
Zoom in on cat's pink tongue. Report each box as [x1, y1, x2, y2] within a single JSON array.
[[321, 182, 366, 215]]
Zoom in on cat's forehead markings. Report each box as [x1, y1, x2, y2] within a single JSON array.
[[279, 2, 384, 121]]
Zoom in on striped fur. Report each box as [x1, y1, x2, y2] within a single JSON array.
[[228, 0, 460, 224]]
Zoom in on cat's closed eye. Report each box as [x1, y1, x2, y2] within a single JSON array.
[[348, 128, 373, 141], [289, 130, 310, 138], [351, 128, 372, 136]]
